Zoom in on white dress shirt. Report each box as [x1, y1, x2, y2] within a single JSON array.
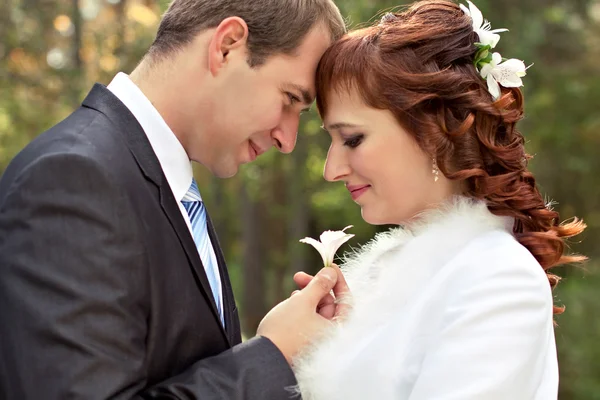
[[107, 73, 224, 322]]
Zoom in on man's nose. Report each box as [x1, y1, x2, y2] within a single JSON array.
[[271, 113, 300, 154]]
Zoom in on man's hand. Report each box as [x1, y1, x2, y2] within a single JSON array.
[[293, 264, 351, 320], [256, 266, 350, 365]]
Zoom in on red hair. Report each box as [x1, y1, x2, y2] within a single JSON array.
[[316, 0, 586, 314]]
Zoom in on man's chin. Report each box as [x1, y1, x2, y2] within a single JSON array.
[[212, 163, 239, 179]]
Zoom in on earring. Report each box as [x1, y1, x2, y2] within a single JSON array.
[[432, 158, 440, 182]]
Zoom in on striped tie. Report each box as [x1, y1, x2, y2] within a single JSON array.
[[181, 179, 224, 326]]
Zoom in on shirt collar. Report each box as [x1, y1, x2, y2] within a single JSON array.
[[107, 72, 199, 201]]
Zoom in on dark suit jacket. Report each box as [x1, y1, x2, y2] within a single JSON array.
[[0, 85, 296, 399]]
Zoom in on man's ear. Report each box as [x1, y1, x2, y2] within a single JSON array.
[[207, 17, 249, 76]]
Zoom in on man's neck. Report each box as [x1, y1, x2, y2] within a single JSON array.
[[130, 61, 197, 159]]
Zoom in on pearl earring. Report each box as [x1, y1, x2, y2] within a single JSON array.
[[432, 158, 440, 182]]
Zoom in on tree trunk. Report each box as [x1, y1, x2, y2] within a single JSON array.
[[270, 156, 289, 303], [287, 134, 310, 287], [240, 180, 266, 335], [70, 0, 83, 105]]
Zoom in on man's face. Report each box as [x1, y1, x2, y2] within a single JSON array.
[[199, 24, 333, 178]]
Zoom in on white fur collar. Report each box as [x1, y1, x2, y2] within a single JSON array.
[[291, 197, 514, 400], [339, 197, 513, 300]]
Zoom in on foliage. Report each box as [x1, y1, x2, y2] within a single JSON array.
[[1, 0, 598, 397]]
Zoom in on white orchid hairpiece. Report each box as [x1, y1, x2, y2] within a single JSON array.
[[479, 52, 528, 100], [460, 0, 529, 100], [299, 226, 355, 268], [460, 0, 507, 48]]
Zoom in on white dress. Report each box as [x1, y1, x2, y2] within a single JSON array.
[[292, 198, 558, 400]]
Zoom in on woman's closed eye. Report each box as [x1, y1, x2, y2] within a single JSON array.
[[343, 134, 364, 148]]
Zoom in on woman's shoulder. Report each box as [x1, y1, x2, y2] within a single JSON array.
[[459, 230, 540, 268], [448, 230, 552, 298]]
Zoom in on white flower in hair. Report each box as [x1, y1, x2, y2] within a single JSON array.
[[460, 0, 508, 48], [479, 52, 527, 99], [460, 1, 530, 99]]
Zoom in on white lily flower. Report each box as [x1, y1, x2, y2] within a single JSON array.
[[460, 0, 508, 48], [479, 52, 527, 99], [300, 226, 354, 267]]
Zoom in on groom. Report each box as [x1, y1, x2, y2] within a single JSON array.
[[0, 0, 346, 398]]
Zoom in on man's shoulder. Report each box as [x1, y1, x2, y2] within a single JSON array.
[[42, 105, 125, 155], [0, 106, 140, 198], [14, 106, 129, 168]]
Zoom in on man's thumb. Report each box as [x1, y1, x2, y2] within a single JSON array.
[[303, 267, 337, 304]]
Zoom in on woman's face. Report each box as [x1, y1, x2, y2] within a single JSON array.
[[322, 88, 458, 225]]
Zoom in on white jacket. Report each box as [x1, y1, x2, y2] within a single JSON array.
[[293, 198, 558, 399]]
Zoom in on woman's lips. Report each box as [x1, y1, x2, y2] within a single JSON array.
[[347, 184, 371, 201]]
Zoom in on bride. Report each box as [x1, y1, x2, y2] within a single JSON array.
[[291, 1, 585, 399]]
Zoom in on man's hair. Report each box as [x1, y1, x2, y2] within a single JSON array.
[[148, 0, 346, 66]]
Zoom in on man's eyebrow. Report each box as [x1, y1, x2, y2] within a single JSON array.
[[288, 84, 315, 105]]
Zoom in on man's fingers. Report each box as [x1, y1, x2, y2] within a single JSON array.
[[294, 265, 352, 319], [317, 293, 336, 319], [293, 271, 313, 290], [330, 264, 350, 299], [301, 267, 337, 305], [330, 264, 352, 319]]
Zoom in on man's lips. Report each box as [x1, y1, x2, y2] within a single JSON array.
[[249, 141, 266, 161]]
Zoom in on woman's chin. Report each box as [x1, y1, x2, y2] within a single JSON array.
[[361, 208, 392, 226]]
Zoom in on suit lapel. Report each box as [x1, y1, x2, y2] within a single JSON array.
[[81, 84, 229, 345], [159, 186, 230, 345], [206, 213, 241, 344]]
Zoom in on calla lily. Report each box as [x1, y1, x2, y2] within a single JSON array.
[[300, 226, 354, 267], [479, 52, 527, 99], [460, 0, 508, 48]]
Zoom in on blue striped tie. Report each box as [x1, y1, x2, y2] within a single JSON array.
[[181, 179, 224, 326]]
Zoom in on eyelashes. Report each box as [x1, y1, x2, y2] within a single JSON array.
[[343, 134, 364, 148], [287, 92, 301, 106]]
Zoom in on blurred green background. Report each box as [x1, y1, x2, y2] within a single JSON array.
[[1, 0, 598, 397]]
